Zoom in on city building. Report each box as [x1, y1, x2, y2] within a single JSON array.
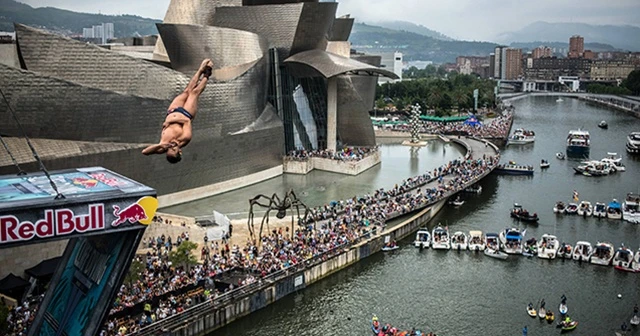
[[590, 60, 639, 81], [366, 51, 403, 83], [0, 1, 395, 208], [568, 35, 584, 58], [524, 57, 591, 81], [456, 56, 490, 76], [583, 50, 596, 60], [532, 46, 552, 59], [504, 48, 522, 80], [82, 27, 94, 38], [82, 23, 115, 44]]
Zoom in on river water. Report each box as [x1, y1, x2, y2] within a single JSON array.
[[210, 96, 640, 336]]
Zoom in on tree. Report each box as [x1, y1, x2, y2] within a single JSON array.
[[124, 259, 145, 287], [623, 70, 640, 95], [452, 89, 471, 110], [169, 241, 198, 271]]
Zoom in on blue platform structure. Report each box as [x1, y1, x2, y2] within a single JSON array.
[[0, 166, 156, 336]]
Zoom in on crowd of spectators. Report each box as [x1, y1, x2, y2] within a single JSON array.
[[286, 146, 379, 162], [6, 146, 499, 336], [380, 112, 513, 139]]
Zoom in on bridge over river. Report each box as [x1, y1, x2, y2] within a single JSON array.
[[132, 136, 500, 336], [499, 92, 640, 116]]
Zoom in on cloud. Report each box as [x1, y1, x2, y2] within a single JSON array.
[[18, 0, 640, 41]]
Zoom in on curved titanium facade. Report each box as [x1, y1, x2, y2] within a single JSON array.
[[336, 75, 376, 146], [284, 49, 399, 79], [328, 17, 354, 41], [157, 23, 268, 75]]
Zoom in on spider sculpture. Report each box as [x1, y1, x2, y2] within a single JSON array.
[[247, 190, 310, 243]]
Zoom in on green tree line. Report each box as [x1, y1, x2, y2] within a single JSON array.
[[586, 70, 640, 96]]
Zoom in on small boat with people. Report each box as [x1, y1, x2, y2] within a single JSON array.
[[448, 195, 465, 206], [577, 201, 593, 217], [557, 242, 573, 259], [382, 240, 399, 251], [508, 128, 536, 145], [500, 228, 524, 254], [559, 294, 569, 315], [556, 152, 566, 160], [510, 204, 539, 223], [464, 184, 482, 194], [414, 229, 431, 249], [431, 225, 451, 250], [537, 234, 559, 259], [622, 193, 640, 224], [590, 242, 614, 266], [627, 132, 640, 154], [565, 203, 579, 215], [553, 201, 566, 214], [540, 159, 550, 169], [601, 152, 625, 172], [468, 230, 485, 251], [558, 319, 578, 332], [566, 129, 590, 157], [598, 120, 608, 129], [592, 202, 606, 218], [538, 301, 547, 320], [523, 238, 537, 257], [607, 199, 622, 220], [451, 231, 468, 251], [612, 245, 634, 271], [484, 247, 508, 260], [545, 310, 555, 323], [485, 232, 500, 251], [526, 303, 537, 317], [573, 161, 612, 176], [572, 241, 592, 262], [494, 161, 534, 176]]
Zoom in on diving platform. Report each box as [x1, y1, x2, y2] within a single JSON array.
[[0, 166, 156, 336]]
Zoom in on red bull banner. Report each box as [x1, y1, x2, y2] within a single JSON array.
[[0, 196, 158, 248]]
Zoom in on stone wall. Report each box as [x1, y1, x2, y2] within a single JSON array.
[[0, 240, 67, 280], [282, 151, 381, 176]]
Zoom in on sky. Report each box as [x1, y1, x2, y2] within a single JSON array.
[[17, 0, 640, 41]]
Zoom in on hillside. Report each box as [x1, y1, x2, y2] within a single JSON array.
[[496, 21, 640, 51], [350, 23, 497, 63], [365, 20, 454, 41], [0, 0, 160, 37]]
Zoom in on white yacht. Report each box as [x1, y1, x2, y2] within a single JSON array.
[[414, 229, 431, 248], [572, 241, 592, 262], [485, 232, 500, 252], [499, 228, 524, 255], [537, 234, 559, 259], [593, 202, 606, 218], [622, 193, 640, 224], [577, 201, 593, 217], [626, 132, 640, 154], [590, 242, 614, 266], [601, 153, 625, 172], [574, 161, 612, 176], [431, 225, 451, 250], [607, 199, 622, 220], [468, 230, 485, 251], [451, 231, 468, 250], [612, 245, 634, 270], [507, 128, 535, 145]]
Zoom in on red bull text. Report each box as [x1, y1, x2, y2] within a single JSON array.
[[112, 204, 148, 227], [0, 204, 105, 245]]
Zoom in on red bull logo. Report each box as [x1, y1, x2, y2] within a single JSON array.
[[0, 204, 105, 245], [111, 196, 158, 227]]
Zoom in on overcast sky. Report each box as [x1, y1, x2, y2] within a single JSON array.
[[18, 0, 640, 41]]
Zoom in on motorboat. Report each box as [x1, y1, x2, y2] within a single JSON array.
[[526, 303, 537, 317], [540, 159, 550, 169], [577, 201, 593, 217], [607, 199, 622, 220], [523, 238, 537, 257], [484, 247, 508, 260], [634, 248, 640, 272], [572, 241, 592, 262], [414, 229, 431, 249], [538, 306, 546, 319], [545, 310, 555, 323], [622, 193, 640, 224], [565, 203, 578, 215], [382, 241, 399, 251], [626, 132, 640, 155], [573, 160, 612, 176], [485, 232, 500, 251], [493, 161, 534, 176], [450, 231, 468, 251], [431, 225, 451, 250], [613, 245, 634, 271], [566, 129, 590, 158], [508, 129, 536, 145], [448, 195, 465, 206], [559, 320, 578, 332], [553, 201, 566, 214], [601, 153, 625, 172], [464, 185, 482, 194], [598, 120, 608, 129], [590, 242, 614, 266], [556, 152, 566, 160], [557, 243, 573, 259], [510, 204, 539, 223], [537, 234, 559, 259], [500, 228, 524, 254], [592, 202, 606, 218], [468, 230, 485, 251]]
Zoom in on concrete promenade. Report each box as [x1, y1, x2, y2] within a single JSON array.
[[132, 136, 499, 336], [500, 92, 640, 117]]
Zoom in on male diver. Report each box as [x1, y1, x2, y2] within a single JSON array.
[[142, 59, 213, 163]]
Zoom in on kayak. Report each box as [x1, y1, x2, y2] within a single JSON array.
[[558, 320, 578, 332], [485, 248, 508, 260], [538, 307, 546, 319], [527, 306, 537, 318], [559, 303, 568, 315], [545, 311, 555, 323]]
